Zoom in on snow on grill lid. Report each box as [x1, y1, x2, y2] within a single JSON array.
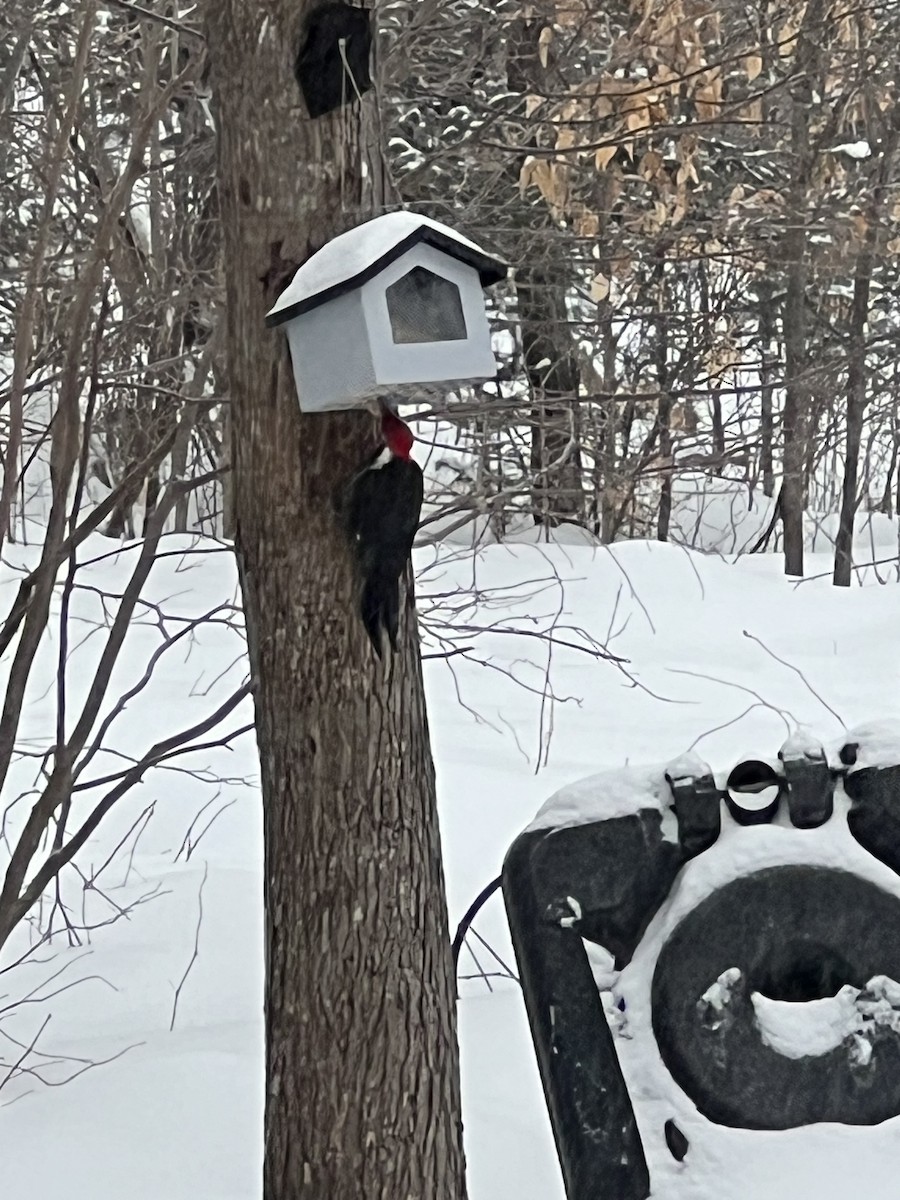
[[525, 763, 677, 832], [830, 718, 900, 772], [265, 211, 506, 327]]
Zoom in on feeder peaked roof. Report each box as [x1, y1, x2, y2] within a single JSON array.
[[265, 211, 506, 328]]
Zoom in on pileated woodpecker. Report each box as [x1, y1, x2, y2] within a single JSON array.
[[343, 405, 424, 656]]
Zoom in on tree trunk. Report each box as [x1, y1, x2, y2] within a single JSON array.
[[879, 395, 898, 518], [780, 0, 825, 577], [521, 271, 584, 526], [780, 229, 809, 577], [833, 110, 900, 582], [206, 6, 467, 1199], [833, 266, 868, 586], [654, 252, 673, 541], [757, 283, 776, 498], [508, 16, 584, 529]]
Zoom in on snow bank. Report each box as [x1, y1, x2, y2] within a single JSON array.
[[0, 533, 897, 1198], [671, 475, 900, 566]]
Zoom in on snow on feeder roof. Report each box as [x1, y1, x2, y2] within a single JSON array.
[[266, 211, 506, 326], [265, 212, 507, 413]]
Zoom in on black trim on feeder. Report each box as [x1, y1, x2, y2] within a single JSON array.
[[264, 226, 508, 328]]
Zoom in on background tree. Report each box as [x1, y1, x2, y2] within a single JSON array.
[[382, 0, 900, 570], [0, 0, 249, 1003], [204, 3, 467, 1198]]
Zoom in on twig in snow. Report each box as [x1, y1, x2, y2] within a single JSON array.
[[742, 629, 846, 729], [175, 795, 238, 862], [170, 861, 208, 1031], [0, 1015, 51, 1093]]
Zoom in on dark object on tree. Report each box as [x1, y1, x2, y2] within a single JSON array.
[[343, 406, 423, 656], [295, 2, 372, 119], [664, 1119, 688, 1162], [502, 740, 900, 1198]]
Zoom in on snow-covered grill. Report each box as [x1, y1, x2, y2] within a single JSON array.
[[503, 722, 900, 1200]]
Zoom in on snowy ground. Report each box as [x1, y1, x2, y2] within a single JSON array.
[[0, 526, 898, 1198]]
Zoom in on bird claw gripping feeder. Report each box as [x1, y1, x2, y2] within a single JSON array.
[[502, 722, 900, 1200], [264, 211, 506, 413]]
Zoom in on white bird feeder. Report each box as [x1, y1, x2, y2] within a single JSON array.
[[265, 211, 506, 412]]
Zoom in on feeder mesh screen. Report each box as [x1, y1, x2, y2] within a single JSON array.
[[386, 268, 467, 343]]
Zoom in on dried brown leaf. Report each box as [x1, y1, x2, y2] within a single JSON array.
[[590, 272, 610, 301], [538, 26, 555, 69], [745, 54, 763, 82], [594, 144, 617, 170], [640, 149, 664, 179], [573, 209, 598, 236], [518, 157, 547, 196]]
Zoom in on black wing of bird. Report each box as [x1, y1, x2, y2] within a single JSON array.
[[345, 458, 423, 654]]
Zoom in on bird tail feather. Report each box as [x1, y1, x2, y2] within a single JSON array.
[[361, 575, 385, 658], [361, 566, 405, 658], [383, 581, 400, 652], [362, 568, 405, 657]]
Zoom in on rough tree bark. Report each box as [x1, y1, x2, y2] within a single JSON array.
[[653, 252, 673, 541], [508, 16, 584, 528], [780, 0, 825, 577], [833, 106, 900, 585], [833, 254, 871, 587], [879, 394, 898, 518], [757, 282, 776, 498], [205, 5, 467, 1198], [780, 197, 810, 576], [521, 270, 585, 526]]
